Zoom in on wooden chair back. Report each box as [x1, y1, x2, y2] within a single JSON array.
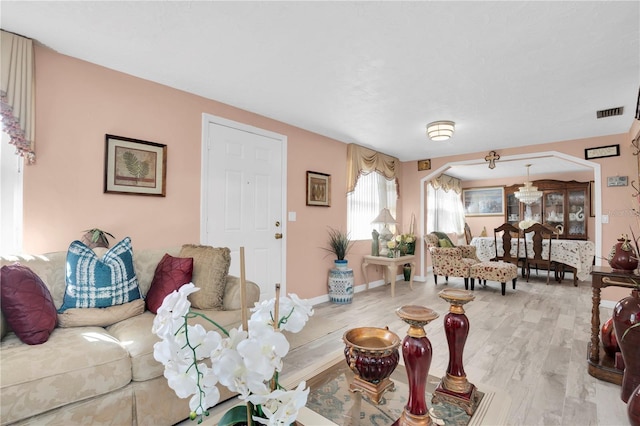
[[523, 222, 554, 284], [493, 223, 521, 265], [464, 223, 473, 245]]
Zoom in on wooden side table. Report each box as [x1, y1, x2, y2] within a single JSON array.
[[361, 254, 415, 297], [589, 266, 638, 384]]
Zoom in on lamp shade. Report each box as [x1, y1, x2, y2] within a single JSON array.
[[371, 208, 397, 225], [426, 121, 455, 141]]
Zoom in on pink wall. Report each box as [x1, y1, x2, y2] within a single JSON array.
[[25, 45, 390, 299], [22, 45, 639, 301]]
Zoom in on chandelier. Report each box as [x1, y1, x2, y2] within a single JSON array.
[[514, 164, 543, 205]]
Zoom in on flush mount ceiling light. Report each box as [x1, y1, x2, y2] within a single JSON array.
[[514, 164, 543, 205], [426, 121, 455, 141]]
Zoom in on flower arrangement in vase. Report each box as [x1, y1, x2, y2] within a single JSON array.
[[152, 282, 313, 425]]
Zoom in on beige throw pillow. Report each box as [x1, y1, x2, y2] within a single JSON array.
[[179, 245, 230, 310], [57, 299, 145, 328]]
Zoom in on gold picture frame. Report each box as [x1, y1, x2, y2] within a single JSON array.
[[306, 171, 330, 207], [417, 159, 431, 171], [104, 134, 167, 196]]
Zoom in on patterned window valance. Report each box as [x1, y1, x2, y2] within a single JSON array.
[[429, 174, 462, 194], [1, 30, 35, 163], [346, 143, 399, 194]]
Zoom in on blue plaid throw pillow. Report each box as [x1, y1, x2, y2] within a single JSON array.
[[59, 237, 141, 312]]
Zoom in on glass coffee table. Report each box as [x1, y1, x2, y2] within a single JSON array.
[[204, 352, 509, 425]]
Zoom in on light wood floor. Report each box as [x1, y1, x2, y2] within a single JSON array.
[[282, 272, 630, 426]]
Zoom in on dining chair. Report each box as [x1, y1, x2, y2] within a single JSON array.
[[523, 223, 555, 285], [493, 223, 525, 276]]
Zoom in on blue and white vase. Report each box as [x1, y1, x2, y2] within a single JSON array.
[[328, 260, 354, 304]]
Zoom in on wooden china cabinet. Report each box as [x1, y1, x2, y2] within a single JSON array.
[[504, 179, 590, 240]]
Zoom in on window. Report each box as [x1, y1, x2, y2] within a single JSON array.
[[0, 131, 23, 255], [348, 172, 397, 240], [426, 184, 464, 235]]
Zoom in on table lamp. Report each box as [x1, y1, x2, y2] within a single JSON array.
[[371, 208, 397, 256]]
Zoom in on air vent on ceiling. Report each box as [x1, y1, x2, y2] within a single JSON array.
[[596, 106, 624, 119]]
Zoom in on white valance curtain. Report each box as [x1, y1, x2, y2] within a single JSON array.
[[1, 30, 35, 163], [426, 174, 465, 235], [346, 143, 399, 195], [428, 173, 462, 194]]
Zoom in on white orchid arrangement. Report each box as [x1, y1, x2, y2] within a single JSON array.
[[152, 283, 314, 425]]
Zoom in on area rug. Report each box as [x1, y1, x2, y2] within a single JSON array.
[[306, 362, 483, 426]]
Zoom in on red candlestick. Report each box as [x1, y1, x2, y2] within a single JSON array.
[[393, 305, 439, 426]]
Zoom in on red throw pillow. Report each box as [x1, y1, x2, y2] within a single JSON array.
[[1, 264, 57, 345], [146, 254, 194, 313]]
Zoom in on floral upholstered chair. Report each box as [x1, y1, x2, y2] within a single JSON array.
[[424, 233, 481, 288]]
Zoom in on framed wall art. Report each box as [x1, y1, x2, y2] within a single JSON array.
[[417, 159, 431, 171], [607, 176, 628, 187], [462, 186, 505, 216], [584, 144, 620, 160], [306, 171, 330, 207], [104, 134, 167, 196]]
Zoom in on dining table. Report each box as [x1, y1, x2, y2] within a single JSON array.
[[470, 236, 595, 282]]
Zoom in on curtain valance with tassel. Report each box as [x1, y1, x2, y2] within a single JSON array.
[[1, 30, 35, 163], [428, 174, 462, 194], [346, 143, 399, 194]]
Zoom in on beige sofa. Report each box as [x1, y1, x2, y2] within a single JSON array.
[[0, 246, 260, 425]]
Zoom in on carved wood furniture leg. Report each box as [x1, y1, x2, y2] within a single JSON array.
[[388, 265, 397, 297], [590, 286, 601, 363], [362, 260, 370, 292]]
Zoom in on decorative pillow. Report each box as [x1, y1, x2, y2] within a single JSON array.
[[439, 238, 454, 248], [433, 231, 455, 247], [0, 264, 57, 345], [57, 299, 145, 328], [59, 237, 141, 313], [146, 253, 194, 313], [178, 244, 230, 310]]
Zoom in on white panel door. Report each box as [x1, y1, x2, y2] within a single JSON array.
[[202, 116, 285, 301]]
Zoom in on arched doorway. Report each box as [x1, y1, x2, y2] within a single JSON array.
[[417, 151, 602, 279]]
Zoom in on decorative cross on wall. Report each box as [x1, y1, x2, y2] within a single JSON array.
[[485, 151, 500, 169]]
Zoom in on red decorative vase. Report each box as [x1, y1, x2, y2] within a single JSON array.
[[613, 289, 640, 402], [629, 384, 640, 426], [608, 236, 639, 272], [601, 317, 620, 357]]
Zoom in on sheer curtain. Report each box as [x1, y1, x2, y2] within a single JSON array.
[[348, 172, 397, 240], [426, 175, 465, 235], [1, 30, 35, 163]]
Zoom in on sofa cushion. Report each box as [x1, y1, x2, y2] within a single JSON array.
[[0, 327, 131, 424], [439, 238, 454, 248], [145, 253, 193, 313], [57, 299, 145, 328], [0, 264, 57, 345], [107, 309, 243, 382], [60, 237, 141, 312], [433, 231, 455, 247], [178, 244, 230, 310]]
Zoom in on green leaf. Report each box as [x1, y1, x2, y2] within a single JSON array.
[[218, 405, 248, 426]]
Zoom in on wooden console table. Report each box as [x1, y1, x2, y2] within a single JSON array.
[[361, 254, 415, 297], [589, 266, 637, 384]]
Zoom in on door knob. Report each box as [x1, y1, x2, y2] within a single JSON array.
[[275, 233, 283, 239]]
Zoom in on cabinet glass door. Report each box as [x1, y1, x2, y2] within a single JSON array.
[[567, 189, 587, 238], [506, 193, 519, 225], [543, 191, 565, 230]]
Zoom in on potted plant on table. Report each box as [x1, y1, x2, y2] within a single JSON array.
[[322, 227, 354, 304], [81, 228, 115, 249]]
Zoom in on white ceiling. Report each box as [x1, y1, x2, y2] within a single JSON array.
[[1, 1, 638, 170]]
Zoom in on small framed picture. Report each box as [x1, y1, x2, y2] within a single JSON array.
[[417, 159, 431, 171], [607, 176, 628, 187], [104, 134, 167, 196], [306, 171, 330, 207], [585, 144, 620, 160]]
